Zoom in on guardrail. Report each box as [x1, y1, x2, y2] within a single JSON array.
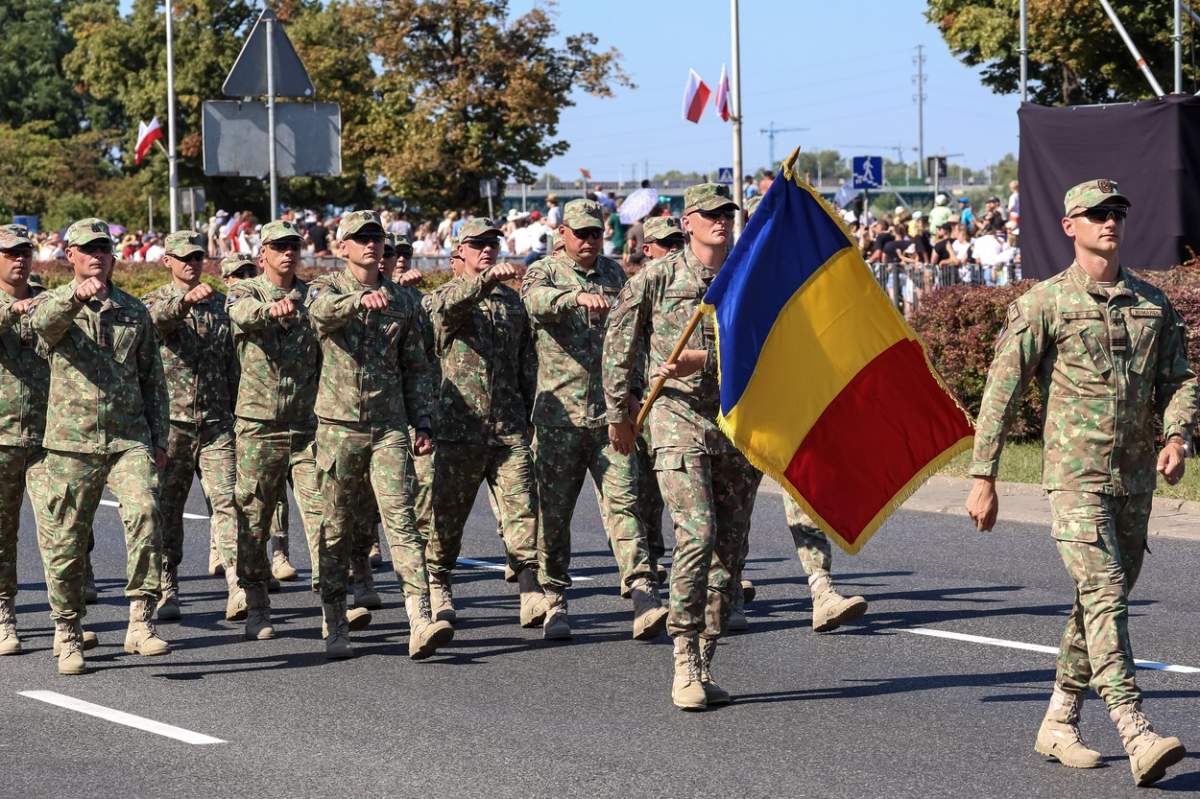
[[868, 259, 1022, 317]]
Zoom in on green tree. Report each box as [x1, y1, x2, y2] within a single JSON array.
[[927, 0, 1192, 105]]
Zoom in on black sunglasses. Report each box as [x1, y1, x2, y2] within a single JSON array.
[[569, 227, 603, 240], [268, 240, 302, 252], [349, 232, 385, 244], [78, 242, 113, 255], [696, 208, 735, 221], [173, 253, 205, 264], [463, 237, 500, 250], [1073, 207, 1127, 223], [0, 245, 33, 257]]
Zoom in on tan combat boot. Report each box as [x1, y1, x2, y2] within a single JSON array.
[[321, 605, 371, 638], [726, 581, 749, 632], [671, 636, 707, 711], [83, 558, 98, 604], [244, 585, 275, 640], [740, 578, 756, 603], [271, 541, 297, 582], [207, 535, 224, 577], [224, 569, 247, 622], [1033, 687, 1102, 768], [630, 578, 668, 641], [1111, 702, 1187, 786], [368, 528, 383, 567], [350, 553, 382, 610], [53, 626, 98, 656], [809, 571, 868, 632], [323, 598, 354, 659], [516, 568, 546, 628], [542, 588, 571, 640], [429, 571, 455, 623], [124, 598, 170, 656], [698, 637, 731, 706], [156, 566, 181, 621], [405, 593, 453, 660], [55, 619, 86, 675], [0, 597, 20, 655]]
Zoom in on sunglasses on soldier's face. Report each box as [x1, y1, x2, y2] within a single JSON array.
[[0, 246, 33, 258], [174, 253, 204, 264], [78, 242, 113, 255], [696, 208, 735, 221], [349, 232, 385, 245], [569, 227, 603, 240], [268, 240, 302, 252], [1072, 206, 1127, 223]]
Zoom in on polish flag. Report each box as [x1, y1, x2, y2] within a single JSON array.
[[580, 167, 592, 180], [135, 118, 163, 165], [714, 64, 731, 122], [682, 69, 711, 124]]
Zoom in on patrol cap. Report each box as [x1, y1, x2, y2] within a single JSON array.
[[643, 216, 684, 242], [336, 210, 384, 241], [562, 199, 604, 230], [744, 195, 763, 219], [220, 253, 257, 278], [65, 218, 115, 247], [383, 232, 412, 256], [260, 219, 304, 245], [0, 224, 33, 250], [457, 217, 502, 242], [684, 183, 738, 214], [1063, 178, 1131, 216], [164, 230, 206, 259]]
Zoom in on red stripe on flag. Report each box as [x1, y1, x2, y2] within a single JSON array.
[[685, 82, 711, 123], [782, 338, 973, 546]]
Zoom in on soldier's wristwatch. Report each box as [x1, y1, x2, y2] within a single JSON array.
[[1168, 434, 1192, 457]]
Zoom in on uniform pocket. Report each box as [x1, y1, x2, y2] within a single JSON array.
[[1051, 519, 1101, 543], [1128, 321, 1160, 375], [111, 323, 138, 363], [652, 450, 685, 472]]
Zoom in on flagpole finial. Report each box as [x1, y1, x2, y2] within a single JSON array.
[[782, 146, 802, 180]]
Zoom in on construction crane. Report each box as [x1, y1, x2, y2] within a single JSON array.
[[759, 122, 810, 170]]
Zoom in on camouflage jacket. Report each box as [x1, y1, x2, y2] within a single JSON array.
[[971, 262, 1198, 495], [306, 268, 432, 428], [226, 274, 320, 428], [141, 283, 237, 428], [602, 246, 732, 455], [0, 285, 48, 447], [425, 267, 536, 443], [31, 280, 169, 454], [521, 252, 625, 428]]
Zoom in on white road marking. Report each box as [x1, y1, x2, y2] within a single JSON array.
[[902, 627, 1200, 674], [99, 498, 207, 520], [19, 691, 226, 745], [457, 557, 595, 582]]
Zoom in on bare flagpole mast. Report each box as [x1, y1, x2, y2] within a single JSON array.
[[731, 0, 744, 239], [165, 0, 179, 229]]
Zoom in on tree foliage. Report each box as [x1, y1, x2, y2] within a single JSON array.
[[927, 0, 1194, 105]]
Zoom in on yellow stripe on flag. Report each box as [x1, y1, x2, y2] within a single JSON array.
[[721, 247, 911, 470]]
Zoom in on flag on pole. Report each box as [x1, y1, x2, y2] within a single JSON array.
[[681, 68, 711, 124], [714, 64, 731, 122], [701, 153, 974, 554], [579, 167, 592, 180], [135, 118, 163, 165]]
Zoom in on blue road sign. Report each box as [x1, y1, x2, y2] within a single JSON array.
[[716, 167, 734, 184], [852, 156, 883, 190]]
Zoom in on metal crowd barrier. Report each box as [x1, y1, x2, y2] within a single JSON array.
[[868, 259, 1022, 317]]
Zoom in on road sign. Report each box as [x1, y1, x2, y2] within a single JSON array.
[[179, 187, 206, 216], [202, 101, 341, 177], [926, 156, 947, 179], [222, 8, 314, 98], [478, 179, 498, 198], [852, 156, 883, 190], [716, 166, 734, 184]]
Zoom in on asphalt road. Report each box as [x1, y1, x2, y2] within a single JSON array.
[[3, 480, 1198, 799]]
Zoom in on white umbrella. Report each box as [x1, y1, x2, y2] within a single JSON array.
[[618, 188, 659, 225]]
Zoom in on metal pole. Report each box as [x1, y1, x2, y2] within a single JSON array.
[[266, 15, 279, 220], [189, 188, 197, 230], [1019, 0, 1029, 102], [1097, 0, 1166, 97], [1176, 0, 1184, 93], [731, 0, 745, 239], [165, 0, 179, 230], [149, 195, 154, 233], [521, 182, 527, 213], [485, 182, 494, 219], [915, 45, 925, 179]]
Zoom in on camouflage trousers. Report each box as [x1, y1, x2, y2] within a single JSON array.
[[30, 447, 162, 621], [352, 433, 434, 558], [534, 425, 654, 594], [428, 437, 539, 582], [160, 421, 237, 570], [0, 445, 43, 601], [1049, 490, 1150, 711], [316, 421, 427, 603], [654, 447, 761, 639], [635, 435, 666, 566], [782, 493, 832, 576], [234, 420, 322, 593]]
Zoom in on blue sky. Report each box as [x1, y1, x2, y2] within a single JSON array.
[[514, 0, 1020, 181]]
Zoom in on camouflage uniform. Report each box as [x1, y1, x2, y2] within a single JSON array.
[[307, 224, 434, 608], [29, 221, 170, 624], [602, 187, 762, 642], [227, 227, 323, 599], [0, 225, 47, 621], [971, 192, 1197, 713], [522, 200, 654, 597], [425, 233, 539, 583], [142, 233, 239, 577]]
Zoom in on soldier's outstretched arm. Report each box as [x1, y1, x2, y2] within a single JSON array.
[[520, 261, 579, 321], [225, 286, 276, 330], [307, 281, 366, 335], [426, 269, 495, 346], [143, 286, 189, 335], [30, 286, 86, 349]]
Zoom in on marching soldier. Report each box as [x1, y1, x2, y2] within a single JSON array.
[[30, 218, 171, 674], [966, 179, 1194, 786]]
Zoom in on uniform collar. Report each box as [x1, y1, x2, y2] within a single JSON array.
[[683, 244, 720, 282], [1067, 260, 1135, 301]]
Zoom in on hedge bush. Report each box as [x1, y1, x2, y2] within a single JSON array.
[[913, 258, 1200, 442]]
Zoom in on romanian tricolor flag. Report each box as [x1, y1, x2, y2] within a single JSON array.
[[703, 156, 974, 553]]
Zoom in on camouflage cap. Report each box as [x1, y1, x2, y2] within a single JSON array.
[[745, 195, 763, 218], [457, 217, 502, 242], [220, 253, 257, 278], [336, 210, 384, 241], [393, 235, 413, 256], [684, 183, 738, 214], [65, 218, 115, 247], [164, 230, 206, 259], [643, 216, 684, 242], [0, 224, 33, 250], [260, 219, 304, 245], [1064, 178, 1131, 216], [562, 199, 604, 230]]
